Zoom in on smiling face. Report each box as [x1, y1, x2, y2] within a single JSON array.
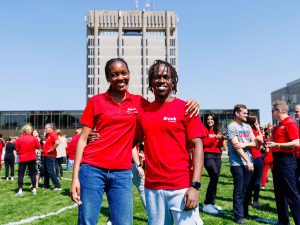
[[235, 108, 248, 123], [151, 63, 174, 101], [107, 61, 130, 93], [206, 115, 215, 128]]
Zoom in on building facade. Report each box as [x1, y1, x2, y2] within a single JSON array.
[[0, 111, 82, 137], [0, 109, 259, 138], [86, 10, 178, 101], [271, 78, 300, 119]]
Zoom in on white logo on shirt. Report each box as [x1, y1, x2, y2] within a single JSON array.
[[163, 116, 176, 122], [126, 108, 137, 114]]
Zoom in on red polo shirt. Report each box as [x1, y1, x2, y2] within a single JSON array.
[[68, 134, 80, 160], [272, 116, 299, 153], [294, 122, 300, 158], [15, 133, 41, 162], [80, 91, 149, 170], [42, 131, 58, 157], [251, 128, 262, 158], [136, 98, 206, 190], [203, 127, 222, 154]]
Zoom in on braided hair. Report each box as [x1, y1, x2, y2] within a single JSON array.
[[104, 58, 129, 81], [148, 60, 178, 93]]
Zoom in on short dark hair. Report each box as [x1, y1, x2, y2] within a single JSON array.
[[233, 104, 247, 117], [148, 60, 178, 93], [104, 58, 129, 81]]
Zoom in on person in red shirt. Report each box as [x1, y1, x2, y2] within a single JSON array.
[[70, 58, 200, 225], [14, 124, 41, 196], [67, 128, 82, 172], [0, 133, 5, 171], [202, 114, 223, 214], [294, 104, 300, 191], [267, 100, 300, 225], [135, 60, 205, 225], [42, 123, 61, 190], [261, 131, 273, 188]]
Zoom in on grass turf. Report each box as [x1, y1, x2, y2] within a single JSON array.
[[0, 159, 289, 225]]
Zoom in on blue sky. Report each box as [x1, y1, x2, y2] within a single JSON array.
[[0, 0, 299, 124]]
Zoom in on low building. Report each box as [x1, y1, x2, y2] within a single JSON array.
[[0, 109, 259, 137]]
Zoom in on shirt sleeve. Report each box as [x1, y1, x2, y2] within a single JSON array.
[[226, 124, 237, 141], [186, 116, 206, 140], [80, 98, 95, 129], [286, 120, 299, 141], [134, 115, 144, 143]]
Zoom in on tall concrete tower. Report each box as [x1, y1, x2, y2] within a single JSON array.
[[86, 10, 178, 101]]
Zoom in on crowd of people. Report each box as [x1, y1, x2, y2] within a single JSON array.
[[0, 58, 300, 225], [0, 123, 81, 196]]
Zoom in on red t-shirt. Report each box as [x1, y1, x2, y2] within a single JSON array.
[[0, 139, 5, 157], [136, 98, 206, 190], [80, 91, 149, 170], [203, 127, 222, 154], [294, 123, 300, 158], [251, 128, 262, 158], [272, 116, 299, 153], [68, 134, 80, 160], [15, 133, 41, 162], [42, 131, 58, 157]]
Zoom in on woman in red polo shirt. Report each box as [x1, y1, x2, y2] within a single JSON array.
[[70, 58, 200, 225], [202, 114, 223, 214], [15, 124, 41, 196]]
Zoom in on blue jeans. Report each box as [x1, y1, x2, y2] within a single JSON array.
[[43, 156, 60, 188], [230, 165, 252, 220], [78, 164, 133, 225]]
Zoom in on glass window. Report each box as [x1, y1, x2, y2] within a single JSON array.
[[123, 30, 142, 36]]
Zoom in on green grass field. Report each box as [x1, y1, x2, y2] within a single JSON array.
[[0, 159, 293, 225]]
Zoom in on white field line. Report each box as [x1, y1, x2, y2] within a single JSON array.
[[5, 204, 78, 225]]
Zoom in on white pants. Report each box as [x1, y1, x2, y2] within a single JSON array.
[[145, 188, 203, 225]]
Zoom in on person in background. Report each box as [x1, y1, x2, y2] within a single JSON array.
[[42, 123, 61, 190], [4, 137, 16, 180], [226, 104, 256, 225], [202, 114, 223, 214], [14, 124, 41, 196], [55, 129, 67, 179], [244, 116, 264, 213], [294, 104, 300, 191], [267, 100, 300, 225], [32, 129, 43, 188], [0, 134, 5, 171], [261, 130, 273, 189], [132, 143, 146, 209], [67, 128, 82, 172]]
